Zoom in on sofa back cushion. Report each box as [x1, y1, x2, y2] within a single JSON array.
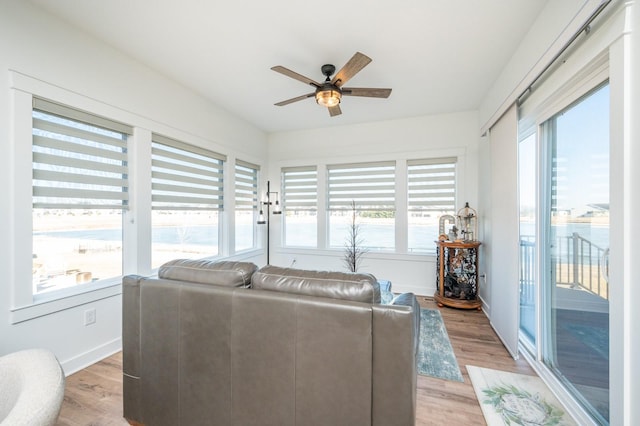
[[158, 259, 257, 287], [251, 265, 381, 304]]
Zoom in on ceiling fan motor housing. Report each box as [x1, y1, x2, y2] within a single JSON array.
[[321, 64, 336, 79]]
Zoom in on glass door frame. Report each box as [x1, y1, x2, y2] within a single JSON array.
[[517, 128, 540, 355], [517, 57, 611, 426], [541, 81, 610, 424]]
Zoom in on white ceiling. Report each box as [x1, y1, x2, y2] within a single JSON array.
[[28, 0, 547, 133]]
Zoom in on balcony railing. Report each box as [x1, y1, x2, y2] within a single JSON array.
[[520, 232, 609, 304]]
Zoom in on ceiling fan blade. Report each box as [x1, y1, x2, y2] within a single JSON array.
[[271, 66, 321, 87], [330, 52, 372, 87], [328, 105, 342, 117], [342, 87, 392, 98], [274, 93, 315, 106]]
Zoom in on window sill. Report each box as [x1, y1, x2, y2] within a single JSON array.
[[274, 247, 437, 263], [10, 281, 122, 324]]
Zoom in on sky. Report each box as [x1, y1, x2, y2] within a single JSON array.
[[519, 83, 610, 215]]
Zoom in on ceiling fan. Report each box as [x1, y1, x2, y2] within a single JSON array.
[[271, 52, 392, 117]]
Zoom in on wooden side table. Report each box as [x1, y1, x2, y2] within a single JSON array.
[[434, 240, 482, 310]]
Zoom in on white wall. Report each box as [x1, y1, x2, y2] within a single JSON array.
[[476, 135, 492, 313], [267, 111, 480, 296], [0, 0, 267, 373], [479, 0, 609, 133]]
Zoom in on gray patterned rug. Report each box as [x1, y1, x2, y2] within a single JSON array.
[[417, 308, 463, 382]]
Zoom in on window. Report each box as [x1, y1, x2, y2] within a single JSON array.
[[32, 98, 132, 295], [282, 166, 317, 247], [235, 160, 259, 252], [327, 161, 396, 251], [151, 134, 225, 268], [407, 158, 457, 253]]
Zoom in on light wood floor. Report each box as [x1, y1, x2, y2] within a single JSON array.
[[56, 297, 534, 426]]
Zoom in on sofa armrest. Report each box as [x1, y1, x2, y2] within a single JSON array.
[[390, 292, 421, 358], [122, 275, 143, 423], [371, 302, 418, 426]]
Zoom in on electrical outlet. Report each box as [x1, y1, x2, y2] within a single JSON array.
[[290, 258, 297, 267], [84, 308, 96, 326]]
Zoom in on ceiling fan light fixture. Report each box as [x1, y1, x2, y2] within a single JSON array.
[[315, 88, 341, 107], [272, 52, 390, 116]]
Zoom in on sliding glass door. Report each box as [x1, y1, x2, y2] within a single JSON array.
[[542, 83, 610, 424]]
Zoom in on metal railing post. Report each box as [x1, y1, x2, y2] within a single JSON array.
[[572, 232, 580, 288]]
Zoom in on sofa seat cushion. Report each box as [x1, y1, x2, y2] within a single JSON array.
[[251, 265, 381, 303], [158, 259, 257, 287]]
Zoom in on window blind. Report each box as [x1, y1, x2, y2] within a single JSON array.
[[407, 157, 457, 212], [32, 99, 131, 210], [327, 161, 395, 210], [151, 133, 226, 210], [282, 166, 317, 210], [235, 160, 259, 211]]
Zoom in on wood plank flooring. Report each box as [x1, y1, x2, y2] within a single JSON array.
[[415, 297, 534, 425], [56, 352, 127, 426], [56, 297, 534, 425]]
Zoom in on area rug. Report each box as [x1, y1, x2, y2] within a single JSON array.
[[417, 308, 463, 382], [467, 365, 577, 425]]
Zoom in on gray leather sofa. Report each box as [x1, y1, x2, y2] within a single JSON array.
[[123, 259, 420, 426]]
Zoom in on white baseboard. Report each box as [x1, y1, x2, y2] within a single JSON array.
[[479, 294, 490, 318], [394, 283, 433, 297], [60, 337, 122, 376]]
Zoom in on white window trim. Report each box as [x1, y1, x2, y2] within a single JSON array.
[[10, 282, 122, 324], [9, 72, 151, 322], [234, 159, 260, 253], [10, 87, 130, 323]]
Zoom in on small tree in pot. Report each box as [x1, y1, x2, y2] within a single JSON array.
[[343, 201, 369, 272]]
